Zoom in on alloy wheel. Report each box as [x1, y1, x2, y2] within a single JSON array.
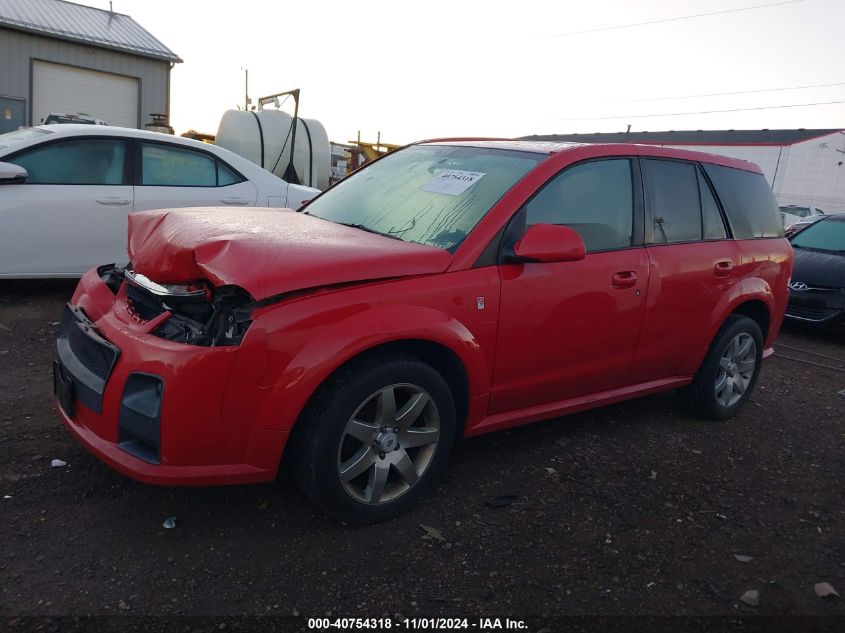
[[714, 332, 757, 407], [336, 383, 440, 505]]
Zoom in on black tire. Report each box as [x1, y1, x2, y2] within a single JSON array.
[[680, 315, 764, 420], [291, 353, 456, 524]]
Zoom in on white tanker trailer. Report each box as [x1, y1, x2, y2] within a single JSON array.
[[215, 89, 331, 191]]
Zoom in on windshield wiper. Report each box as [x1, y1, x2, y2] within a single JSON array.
[[334, 221, 404, 241]]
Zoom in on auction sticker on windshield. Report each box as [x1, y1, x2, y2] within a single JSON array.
[[421, 170, 486, 196]]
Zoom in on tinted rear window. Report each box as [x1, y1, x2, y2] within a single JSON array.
[[644, 159, 701, 243], [702, 164, 783, 238]]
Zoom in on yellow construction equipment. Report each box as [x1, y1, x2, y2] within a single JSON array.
[[348, 131, 401, 163]]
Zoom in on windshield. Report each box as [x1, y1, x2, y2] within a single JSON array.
[[781, 206, 812, 218], [304, 144, 542, 251], [0, 127, 52, 152], [43, 115, 97, 125], [790, 217, 845, 251]]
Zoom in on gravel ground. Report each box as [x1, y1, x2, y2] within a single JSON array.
[[1, 280, 844, 631]]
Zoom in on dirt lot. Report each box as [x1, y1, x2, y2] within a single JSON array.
[[1, 280, 844, 630]]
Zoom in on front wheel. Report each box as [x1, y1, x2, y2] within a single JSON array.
[[292, 354, 456, 524], [681, 315, 764, 420]]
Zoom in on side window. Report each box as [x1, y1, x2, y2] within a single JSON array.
[[141, 143, 217, 186], [10, 139, 126, 185], [701, 163, 783, 238], [524, 159, 633, 252], [217, 161, 243, 186], [644, 159, 701, 243], [699, 169, 727, 240]]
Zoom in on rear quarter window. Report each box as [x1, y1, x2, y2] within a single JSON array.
[[702, 164, 783, 239]]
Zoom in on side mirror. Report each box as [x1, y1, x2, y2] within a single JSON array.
[[512, 223, 586, 263], [0, 161, 27, 183]]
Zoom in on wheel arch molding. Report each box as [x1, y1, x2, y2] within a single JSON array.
[[728, 296, 772, 343]]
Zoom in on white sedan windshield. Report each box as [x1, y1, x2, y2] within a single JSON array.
[[0, 127, 52, 152], [304, 145, 542, 251]]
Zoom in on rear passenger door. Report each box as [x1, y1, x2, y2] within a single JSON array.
[[133, 141, 257, 212], [629, 159, 741, 383], [491, 158, 649, 413]]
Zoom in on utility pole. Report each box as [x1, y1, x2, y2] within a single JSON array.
[[244, 69, 249, 111]]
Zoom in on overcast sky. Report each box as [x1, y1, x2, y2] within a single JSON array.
[[110, 0, 845, 144]]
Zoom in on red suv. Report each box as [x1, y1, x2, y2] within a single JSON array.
[[54, 140, 792, 523]]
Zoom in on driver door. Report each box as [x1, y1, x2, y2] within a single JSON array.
[[490, 157, 649, 413]]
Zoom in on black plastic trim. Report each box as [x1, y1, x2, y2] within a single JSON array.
[[55, 305, 120, 414], [472, 225, 505, 268], [118, 372, 163, 465]]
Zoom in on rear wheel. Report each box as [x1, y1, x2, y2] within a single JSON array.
[[292, 354, 455, 524], [681, 315, 763, 420]]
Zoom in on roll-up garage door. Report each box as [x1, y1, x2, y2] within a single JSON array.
[[32, 61, 139, 128]]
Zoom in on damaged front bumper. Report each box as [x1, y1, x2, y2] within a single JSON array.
[[54, 267, 287, 486]]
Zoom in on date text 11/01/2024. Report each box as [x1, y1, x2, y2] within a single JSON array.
[[307, 618, 529, 630]]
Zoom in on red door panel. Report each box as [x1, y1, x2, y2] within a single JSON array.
[[630, 240, 742, 383], [736, 238, 792, 349], [490, 248, 649, 414]]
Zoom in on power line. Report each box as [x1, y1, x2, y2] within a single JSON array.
[[543, 0, 803, 38], [552, 98, 845, 122], [613, 80, 845, 104]]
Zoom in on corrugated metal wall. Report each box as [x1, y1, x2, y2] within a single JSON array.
[[0, 27, 169, 128]]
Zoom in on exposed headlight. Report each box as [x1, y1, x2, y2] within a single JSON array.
[[125, 270, 207, 300]]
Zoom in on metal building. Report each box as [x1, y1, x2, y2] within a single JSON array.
[[523, 129, 845, 213], [0, 0, 181, 133]]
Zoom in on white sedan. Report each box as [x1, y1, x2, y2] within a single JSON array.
[[780, 204, 826, 230], [0, 125, 319, 278]]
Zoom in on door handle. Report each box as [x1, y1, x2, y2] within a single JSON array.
[[95, 197, 130, 206], [714, 261, 734, 277], [221, 197, 250, 205], [612, 271, 638, 289]]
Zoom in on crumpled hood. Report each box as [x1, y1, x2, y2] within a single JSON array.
[[127, 208, 453, 300], [791, 247, 845, 288]]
